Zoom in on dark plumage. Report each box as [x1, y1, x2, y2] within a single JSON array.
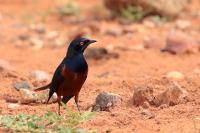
[[34, 37, 96, 114]]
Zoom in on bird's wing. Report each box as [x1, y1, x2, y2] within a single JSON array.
[[46, 59, 66, 103]]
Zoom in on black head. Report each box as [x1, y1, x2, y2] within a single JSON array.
[[66, 37, 96, 58]]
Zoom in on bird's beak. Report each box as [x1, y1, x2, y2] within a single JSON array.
[[89, 40, 97, 44], [82, 39, 97, 52]]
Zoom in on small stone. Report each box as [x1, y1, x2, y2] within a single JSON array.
[[85, 48, 119, 60], [52, 37, 66, 48], [131, 44, 145, 51], [19, 89, 38, 104], [194, 68, 200, 75], [144, 36, 164, 49], [143, 20, 156, 28], [92, 92, 122, 111], [15, 40, 29, 48], [8, 103, 20, 109], [0, 59, 14, 71], [13, 81, 31, 91], [30, 24, 45, 33], [85, 48, 107, 60], [161, 31, 199, 54], [140, 109, 155, 119], [29, 37, 44, 50], [105, 29, 122, 37], [34, 24, 46, 34], [166, 71, 184, 80], [31, 70, 50, 82], [46, 31, 59, 39], [133, 86, 154, 106], [176, 20, 191, 30], [153, 82, 188, 106], [18, 34, 30, 41], [103, 26, 123, 37], [106, 44, 115, 51]]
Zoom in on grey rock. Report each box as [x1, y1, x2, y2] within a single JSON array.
[[92, 92, 122, 111], [13, 81, 31, 91], [85, 48, 119, 60], [31, 70, 50, 81]]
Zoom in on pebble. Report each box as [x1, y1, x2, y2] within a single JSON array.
[[140, 109, 155, 119], [144, 36, 164, 49], [92, 92, 122, 111], [30, 23, 46, 34], [175, 20, 191, 30], [46, 31, 59, 39], [29, 37, 44, 50], [131, 44, 145, 51], [161, 31, 199, 54], [52, 37, 66, 48], [18, 34, 30, 41], [31, 70, 50, 81], [85, 48, 119, 60], [166, 71, 184, 80], [143, 20, 156, 28], [19, 89, 38, 104], [13, 81, 31, 91], [8, 103, 20, 109], [0, 59, 14, 71]]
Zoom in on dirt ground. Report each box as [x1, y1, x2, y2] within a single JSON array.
[[0, 0, 200, 133]]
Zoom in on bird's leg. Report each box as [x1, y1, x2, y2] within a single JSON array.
[[75, 93, 81, 114], [57, 96, 61, 115]]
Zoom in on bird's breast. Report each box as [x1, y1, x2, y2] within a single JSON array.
[[67, 55, 88, 73], [58, 64, 88, 96]]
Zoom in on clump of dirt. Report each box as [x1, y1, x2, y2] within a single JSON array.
[[133, 81, 189, 107]]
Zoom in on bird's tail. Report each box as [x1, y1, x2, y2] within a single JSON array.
[[34, 83, 51, 92]]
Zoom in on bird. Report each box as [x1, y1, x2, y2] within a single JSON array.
[[34, 37, 96, 115]]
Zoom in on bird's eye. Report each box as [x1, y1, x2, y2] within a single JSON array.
[[80, 42, 84, 46]]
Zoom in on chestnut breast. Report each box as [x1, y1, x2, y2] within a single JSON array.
[[57, 55, 88, 96]]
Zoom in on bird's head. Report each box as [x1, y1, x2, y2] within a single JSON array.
[[66, 37, 97, 58]]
